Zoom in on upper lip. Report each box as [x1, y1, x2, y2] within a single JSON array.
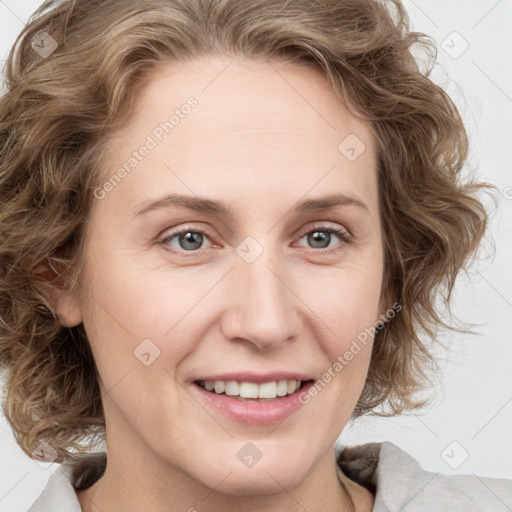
[[192, 372, 314, 384]]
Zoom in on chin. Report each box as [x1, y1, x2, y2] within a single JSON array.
[[209, 467, 303, 497], [191, 452, 311, 497]]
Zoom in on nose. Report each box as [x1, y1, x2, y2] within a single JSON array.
[[220, 246, 303, 351]]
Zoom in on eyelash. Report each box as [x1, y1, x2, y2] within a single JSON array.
[[159, 224, 352, 257]]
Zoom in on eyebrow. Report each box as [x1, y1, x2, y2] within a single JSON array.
[[132, 192, 370, 219]]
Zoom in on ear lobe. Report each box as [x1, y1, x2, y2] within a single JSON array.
[[32, 263, 83, 327], [53, 290, 83, 327]]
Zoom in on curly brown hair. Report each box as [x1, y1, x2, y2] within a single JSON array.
[[0, 0, 494, 463]]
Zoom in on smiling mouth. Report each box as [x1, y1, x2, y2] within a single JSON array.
[[195, 379, 313, 401]]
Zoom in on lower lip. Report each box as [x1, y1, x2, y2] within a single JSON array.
[[191, 381, 314, 425]]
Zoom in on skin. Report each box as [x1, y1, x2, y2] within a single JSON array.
[[55, 54, 384, 512]]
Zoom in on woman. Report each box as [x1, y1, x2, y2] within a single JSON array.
[[1, 0, 510, 510]]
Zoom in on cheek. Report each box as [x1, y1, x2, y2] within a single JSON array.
[[80, 249, 208, 346], [300, 262, 382, 350], [296, 262, 382, 407]]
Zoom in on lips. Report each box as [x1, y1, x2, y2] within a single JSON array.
[[190, 372, 315, 424]]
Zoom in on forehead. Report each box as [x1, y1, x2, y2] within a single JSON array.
[[94, 55, 378, 220], [129, 55, 372, 142]]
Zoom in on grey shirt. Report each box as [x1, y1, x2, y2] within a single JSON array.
[[28, 441, 512, 511]]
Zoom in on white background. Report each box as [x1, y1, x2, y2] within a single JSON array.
[[0, 0, 511, 510]]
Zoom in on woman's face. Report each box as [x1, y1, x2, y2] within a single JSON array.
[[61, 55, 384, 495]]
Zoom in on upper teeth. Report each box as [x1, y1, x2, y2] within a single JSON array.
[[200, 380, 301, 399]]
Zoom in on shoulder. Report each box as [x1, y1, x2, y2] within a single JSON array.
[[336, 441, 512, 511], [28, 453, 106, 512]]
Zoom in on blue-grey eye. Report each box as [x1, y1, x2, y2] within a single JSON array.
[[164, 230, 208, 251]]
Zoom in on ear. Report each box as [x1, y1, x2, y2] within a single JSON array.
[[32, 263, 83, 327]]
